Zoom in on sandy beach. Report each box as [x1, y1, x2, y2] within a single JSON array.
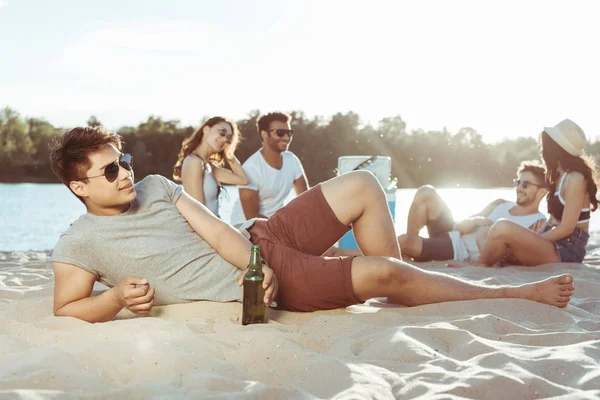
[[1, 243, 600, 399]]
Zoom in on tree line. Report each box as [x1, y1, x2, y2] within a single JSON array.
[[2, 107, 599, 187]]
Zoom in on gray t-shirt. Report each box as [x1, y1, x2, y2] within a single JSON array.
[[52, 174, 242, 305]]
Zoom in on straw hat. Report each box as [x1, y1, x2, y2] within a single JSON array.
[[543, 119, 587, 157]]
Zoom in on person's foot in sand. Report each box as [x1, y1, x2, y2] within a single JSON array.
[[432, 269, 574, 307], [513, 274, 574, 308]]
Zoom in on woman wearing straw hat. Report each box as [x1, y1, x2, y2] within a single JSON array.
[[479, 119, 599, 266], [173, 117, 249, 218]]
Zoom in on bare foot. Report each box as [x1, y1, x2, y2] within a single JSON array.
[[514, 274, 574, 308]]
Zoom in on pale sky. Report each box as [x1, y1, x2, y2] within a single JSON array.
[[1, 0, 598, 142]]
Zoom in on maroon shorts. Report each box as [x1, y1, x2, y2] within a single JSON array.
[[247, 184, 360, 312]]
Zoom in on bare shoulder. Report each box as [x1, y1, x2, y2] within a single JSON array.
[[181, 154, 205, 177], [566, 171, 586, 184], [182, 154, 204, 169], [564, 172, 587, 198]]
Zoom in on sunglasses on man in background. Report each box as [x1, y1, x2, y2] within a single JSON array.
[[269, 129, 295, 138], [513, 179, 545, 189]]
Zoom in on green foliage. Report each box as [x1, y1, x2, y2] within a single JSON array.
[[1, 107, 33, 163], [2, 106, 599, 187], [87, 116, 102, 128]]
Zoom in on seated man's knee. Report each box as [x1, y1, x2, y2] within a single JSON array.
[[347, 170, 383, 196], [414, 185, 438, 204], [352, 170, 379, 186]]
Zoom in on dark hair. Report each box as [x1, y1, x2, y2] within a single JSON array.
[[173, 116, 240, 182], [256, 112, 291, 140], [517, 160, 546, 186], [50, 126, 123, 203], [540, 131, 599, 211]]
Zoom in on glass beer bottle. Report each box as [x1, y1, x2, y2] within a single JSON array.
[[242, 245, 266, 325]]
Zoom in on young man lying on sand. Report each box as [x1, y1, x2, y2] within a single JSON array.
[[49, 127, 575, 323], [398, 161, 548, 263]]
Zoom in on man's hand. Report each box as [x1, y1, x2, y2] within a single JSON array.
[[237, 265, 279, 307], [533, 220, 549, 234], [115, 276, 155, 314], [472, 217, 493, 227], [456, 217, 492, 234]]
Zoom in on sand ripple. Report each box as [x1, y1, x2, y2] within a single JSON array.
[[1, 251, 600, 399]]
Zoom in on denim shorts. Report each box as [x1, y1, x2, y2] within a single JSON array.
[[553, 227, 589, 263]]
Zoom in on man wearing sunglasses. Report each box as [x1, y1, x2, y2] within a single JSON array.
[[49, 127, 574, 323], [398, 161, 548, 263], [230, 112, 309, 227]]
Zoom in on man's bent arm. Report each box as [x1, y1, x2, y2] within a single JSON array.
[[455, 199, 506, 234], [239, 188, 267, 219], [176, 191, 253, 270], [53, 262, 124, 323], [293, 174, 309, 195]]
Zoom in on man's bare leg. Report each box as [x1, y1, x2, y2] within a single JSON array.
[[320, 171, 400, 258], [318, 172, 573, 308], [350, 256, 574, 308], [406, 185, 449, 235]]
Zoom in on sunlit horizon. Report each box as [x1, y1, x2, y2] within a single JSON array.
[[1, 0, 599, 143], [0, 183, 557, 251]]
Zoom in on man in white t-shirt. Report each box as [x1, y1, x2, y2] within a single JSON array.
[[231, 112, 309, 227]]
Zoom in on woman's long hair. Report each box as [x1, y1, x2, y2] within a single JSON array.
[[540, 131, 599, 211], [173, 116, 240, 182]]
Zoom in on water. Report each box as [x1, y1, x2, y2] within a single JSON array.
[[1, 184, 86, 251], [1, 183, 597, 251]]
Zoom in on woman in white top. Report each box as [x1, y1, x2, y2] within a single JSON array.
[[173, 117, 249, 217]]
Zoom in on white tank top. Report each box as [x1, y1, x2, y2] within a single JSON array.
[[486, 201, 545, 227], [450, 201, 545, 262], [203, 163, 220, 217]]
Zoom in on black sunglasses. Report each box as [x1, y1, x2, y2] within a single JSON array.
[[77, 153, 133, 183], [269, 128, 295, 138], [513, 179, 544, 189]]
